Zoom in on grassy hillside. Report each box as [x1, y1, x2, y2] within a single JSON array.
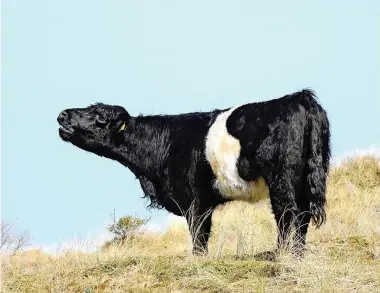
[[2, 156, 380, 293]]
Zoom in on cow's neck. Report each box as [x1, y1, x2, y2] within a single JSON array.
[[112, 115, 171, 179]]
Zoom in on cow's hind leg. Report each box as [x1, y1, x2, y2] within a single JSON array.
[[267, 172, 298, 253], [293, 185, 314, 257], [293, 208, 312, 257]]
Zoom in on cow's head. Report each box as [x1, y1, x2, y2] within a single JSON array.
[[57, 103, 131, 156]]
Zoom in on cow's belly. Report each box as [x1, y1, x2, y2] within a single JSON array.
[[205, 107, 269, 203]]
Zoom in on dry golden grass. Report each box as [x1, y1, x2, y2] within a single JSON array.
[[2, 155, 380, 293]]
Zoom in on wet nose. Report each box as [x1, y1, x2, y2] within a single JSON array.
[[57, 111, 68, 123]]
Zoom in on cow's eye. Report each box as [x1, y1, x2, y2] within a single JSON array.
[[96, 116, 107, 126]]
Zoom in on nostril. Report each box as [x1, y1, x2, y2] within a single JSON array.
[[58, 111, 68, 122]]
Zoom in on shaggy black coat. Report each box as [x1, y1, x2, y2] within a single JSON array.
[[57, 89, 331, 255]]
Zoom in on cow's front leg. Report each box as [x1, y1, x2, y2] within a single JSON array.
[[185, 206, 213, 255]]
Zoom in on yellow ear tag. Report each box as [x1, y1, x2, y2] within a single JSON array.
[[119, 122, 126, 132]]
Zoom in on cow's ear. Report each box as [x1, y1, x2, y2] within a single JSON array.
[[114, 116, 130, 133], [117, 120, 127, 132], [113, 107, 131, 133]]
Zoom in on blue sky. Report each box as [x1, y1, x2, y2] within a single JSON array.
[[2, 1, 380, 249]]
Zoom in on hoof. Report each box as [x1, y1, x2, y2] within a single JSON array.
[[254, 250, 278, 262], [192, 247, 208, 256]]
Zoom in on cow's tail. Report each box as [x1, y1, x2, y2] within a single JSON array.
[[304, 92, 331, 228]]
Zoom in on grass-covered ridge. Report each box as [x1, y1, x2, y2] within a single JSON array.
[[2, 156, 380, 293]]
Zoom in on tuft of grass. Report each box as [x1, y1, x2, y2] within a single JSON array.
[[329, 155, 380, 189], [2, 155, 380, 293]]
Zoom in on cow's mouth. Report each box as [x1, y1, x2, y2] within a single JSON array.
[[58, 122, 74, 141]]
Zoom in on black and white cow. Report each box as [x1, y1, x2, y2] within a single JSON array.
[[57, 89, 331, 255]]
